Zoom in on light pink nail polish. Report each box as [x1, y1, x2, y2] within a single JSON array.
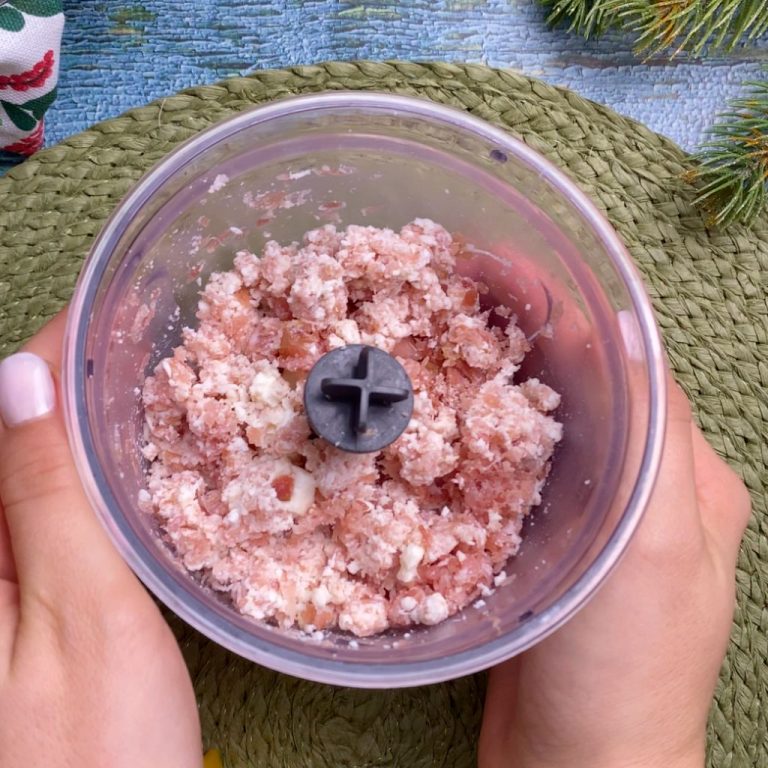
[[0, 352, 56, 428]]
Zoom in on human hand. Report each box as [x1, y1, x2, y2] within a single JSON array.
[[479, 373, 751, 768], [0, 313, 201, 767]]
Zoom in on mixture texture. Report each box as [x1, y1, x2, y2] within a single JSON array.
[[140, 219, 563, 637]]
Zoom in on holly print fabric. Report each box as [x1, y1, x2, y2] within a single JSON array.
[[0, 0, 63, 156]]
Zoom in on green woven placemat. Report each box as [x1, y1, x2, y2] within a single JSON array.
[[0, 61, 766, 768]]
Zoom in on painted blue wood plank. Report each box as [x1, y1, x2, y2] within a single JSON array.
[[3, 0, 768, 177]]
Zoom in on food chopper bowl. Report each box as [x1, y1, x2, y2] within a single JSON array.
[[63, 92, 666, 688]]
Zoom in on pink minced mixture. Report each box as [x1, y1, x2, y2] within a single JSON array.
[[140, 219, 562, 638]]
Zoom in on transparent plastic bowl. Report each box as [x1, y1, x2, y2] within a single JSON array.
[[63, 92, 666, 688]]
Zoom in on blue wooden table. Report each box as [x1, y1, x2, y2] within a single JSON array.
[[8, 1, 768, 169]]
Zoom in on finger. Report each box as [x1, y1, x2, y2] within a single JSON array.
[[665, 375, 695, 453], [479, 656, 521, 768], [0, 312, 134, 619], [691, 424, 751, 568], [629, 373, 701, 555]]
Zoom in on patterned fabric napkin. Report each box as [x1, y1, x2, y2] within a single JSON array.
[[0, 0, 63, 156]]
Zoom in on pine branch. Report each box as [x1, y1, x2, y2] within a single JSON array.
[[607, 0, 768, 55], [541, 0, 768, 226], [540, 0, 768, 54], [541, 0, 617, 38], [690, 81, 768, 227]]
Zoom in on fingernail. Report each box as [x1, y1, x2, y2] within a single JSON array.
[[0, 352, 56, 428]]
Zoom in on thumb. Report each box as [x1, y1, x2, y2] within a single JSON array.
[[0, 313, 136, 623]]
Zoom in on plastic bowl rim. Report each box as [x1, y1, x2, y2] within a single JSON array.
[[63, 91, 667, 688]]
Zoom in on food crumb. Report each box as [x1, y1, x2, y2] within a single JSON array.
[[208, 174, 229, 193]]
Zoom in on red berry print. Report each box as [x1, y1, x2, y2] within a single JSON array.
[[2, 119, 45, 156], [0, 50, 55, 92]]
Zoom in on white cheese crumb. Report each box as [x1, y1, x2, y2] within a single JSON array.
[[397, 543, 425, 583], [311, 585, 331, 609], [487, 510, 502, 530], [141, 442, 159, 461], [421, 593, 449, 625], [208, 173, 229, 193], [493, 571, 508, 587], [278, 464, 315, 518], [248, 367, 286, 407], [400, 596, 417, 612]]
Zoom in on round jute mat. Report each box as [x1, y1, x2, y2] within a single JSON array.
[[0, 62, 765, 768]]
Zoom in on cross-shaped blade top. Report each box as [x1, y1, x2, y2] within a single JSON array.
[[304, 345, 415, 453], [320, 346, 410, 433]]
